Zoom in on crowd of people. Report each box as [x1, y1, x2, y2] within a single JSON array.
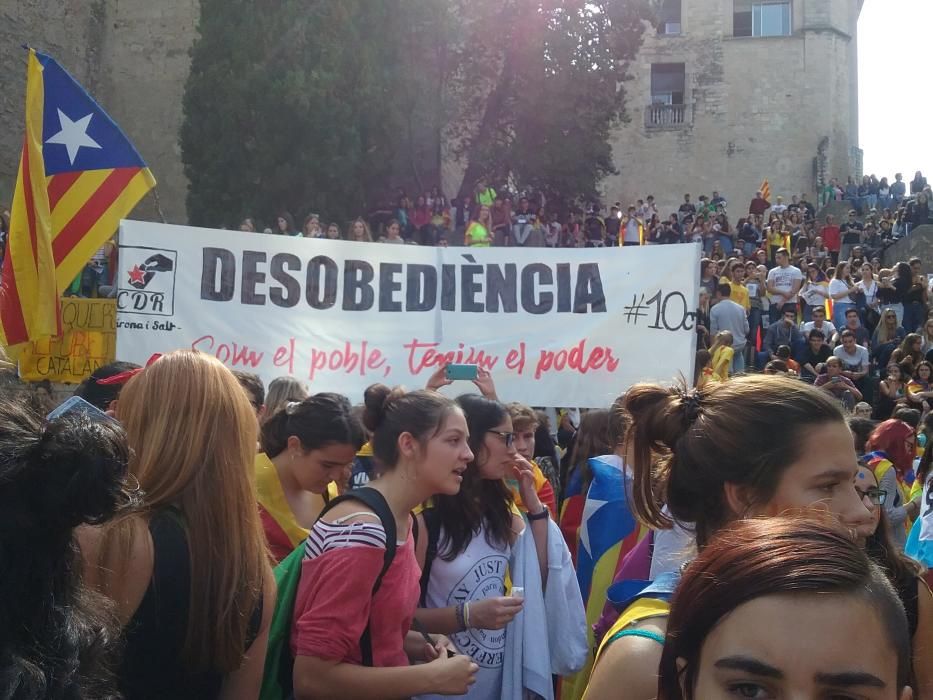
[[232, 170, 932, 252], [5, 170, 933, 700], [701, 247, 933, 412], [30, 167, 931, 299], [5, 345, 933, 699]]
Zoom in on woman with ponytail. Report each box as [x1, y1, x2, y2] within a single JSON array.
[[584, 375, 875, 700], [290, 384, 478, 698], [256, 393, 365, 562], [1, 398, 131, 699]]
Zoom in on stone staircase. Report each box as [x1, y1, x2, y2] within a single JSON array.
[[812, 199, 933, 268], [881, 225, 933, 267]]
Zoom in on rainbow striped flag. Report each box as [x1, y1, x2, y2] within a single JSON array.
[[0, 48, 155, 347]]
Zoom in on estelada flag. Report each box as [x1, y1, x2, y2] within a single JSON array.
[[0, 48, 155, 347], [760, 178, 772, 202]]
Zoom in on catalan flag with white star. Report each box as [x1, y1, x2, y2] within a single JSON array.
[[0, 47, 155, 347]]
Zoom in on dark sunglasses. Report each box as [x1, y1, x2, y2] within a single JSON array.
[[487, 430, 515, 448]]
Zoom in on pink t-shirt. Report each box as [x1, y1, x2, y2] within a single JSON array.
[[291, 518, 421, 667]]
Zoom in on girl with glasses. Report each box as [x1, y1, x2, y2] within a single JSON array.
[[856, 461, 933, 697], [413, 393, 550, 699], [865, 419, 920, 550]]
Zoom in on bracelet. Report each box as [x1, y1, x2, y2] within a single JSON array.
[[455, 603, 465, 631], [463, 601, 471, 629], [527, 506, 549, 521]]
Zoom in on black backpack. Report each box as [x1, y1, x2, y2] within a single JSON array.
[[412, 506, 441, 607]]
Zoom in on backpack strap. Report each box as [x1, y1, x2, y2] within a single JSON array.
[[416, 507, 441, 607], [318, 487, 397, 667]]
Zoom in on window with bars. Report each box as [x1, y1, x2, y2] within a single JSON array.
[[734, 0, 791, 37]]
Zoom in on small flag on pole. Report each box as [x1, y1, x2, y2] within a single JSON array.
[[0, 47, 155, 347], [760, 179, 772, 202]]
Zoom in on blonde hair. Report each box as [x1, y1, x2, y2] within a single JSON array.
[[710, 330, 733, 353], [350, 217, 373, 242], [109, 350, 270, 671], [264, 376, 309, 423]]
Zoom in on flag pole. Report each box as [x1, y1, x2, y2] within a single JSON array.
[[150, 185, 168, 224]]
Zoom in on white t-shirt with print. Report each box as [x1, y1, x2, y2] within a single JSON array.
[[766, 264, 804, 305]]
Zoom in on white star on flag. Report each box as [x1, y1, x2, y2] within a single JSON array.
[[579, 496, 608, 555], [45, 109, 102, 164]]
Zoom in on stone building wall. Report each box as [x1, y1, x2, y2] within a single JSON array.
[[3, 0, 862, 225], [603, 0, 861, 219], [0, 0, 198, 223]]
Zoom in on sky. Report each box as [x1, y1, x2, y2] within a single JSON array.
[[858, 0, 933, 179]]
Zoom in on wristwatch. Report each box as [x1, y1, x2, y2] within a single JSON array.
[[527, 507, 549, 521]]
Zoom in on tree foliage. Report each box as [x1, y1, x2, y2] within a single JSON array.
[[447, 0, 655, 204], [181, 0, 655, 226]]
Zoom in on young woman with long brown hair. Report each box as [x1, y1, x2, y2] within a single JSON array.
[[413, 393, 550, 699], [79, 350, 275, 699], [583, 375, 874, 700]]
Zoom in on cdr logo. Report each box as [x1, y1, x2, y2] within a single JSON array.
[[117, 247, 177, 316]]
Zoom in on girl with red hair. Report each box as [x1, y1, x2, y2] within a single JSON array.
[[866, 419, 920, 549]]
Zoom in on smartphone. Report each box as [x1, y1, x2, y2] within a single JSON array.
[[46, 395, 117, 424], [445, 364, 479, 381]]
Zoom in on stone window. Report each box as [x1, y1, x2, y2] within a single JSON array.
[[650, 63, 685, 105], [657, 0, 682, 35], [734, 0, 791, 37]]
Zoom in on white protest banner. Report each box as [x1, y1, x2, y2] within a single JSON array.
[[115, 221, 699, 407]]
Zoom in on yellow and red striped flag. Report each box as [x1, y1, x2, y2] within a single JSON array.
[[760, 179, 772, 202], [0, 48, 155, 347]]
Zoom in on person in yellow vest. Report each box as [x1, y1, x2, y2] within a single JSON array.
[[583, 376, 874, 700], [474, 178, 497, 208], [465, 204, 493, 247], [255, 394, 365, 562]]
